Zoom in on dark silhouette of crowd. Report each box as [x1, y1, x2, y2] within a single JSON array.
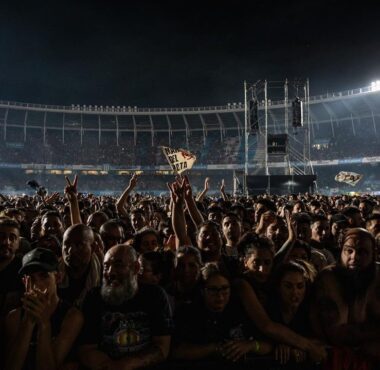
[[1, 174, 380, 370]]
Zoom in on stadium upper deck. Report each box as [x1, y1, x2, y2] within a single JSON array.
[[0, 83, 379, 169]]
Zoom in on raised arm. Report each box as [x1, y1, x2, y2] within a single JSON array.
[[183, 175, 204, 228], [255, 210, 276, 235], [220, 179, 228, 201], [195, 177, 210, 203], [274, 209, 297, 265], [64, 175, 82, 225], [167, 180, 190, 247], [116, 173, 138, 217]]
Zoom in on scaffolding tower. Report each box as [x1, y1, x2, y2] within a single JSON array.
[[243, 79, 315, 195]]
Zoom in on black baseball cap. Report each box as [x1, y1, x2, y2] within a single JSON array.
[[331, 214, 349, 225], [19, 248, 59, 275]]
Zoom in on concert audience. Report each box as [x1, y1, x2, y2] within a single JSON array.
[[0, 173, 379, 369]]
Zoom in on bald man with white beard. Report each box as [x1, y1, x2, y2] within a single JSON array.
[[79, 244, 173, 370]]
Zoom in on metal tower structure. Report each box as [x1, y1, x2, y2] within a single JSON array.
[[243, 79, 314, 195]]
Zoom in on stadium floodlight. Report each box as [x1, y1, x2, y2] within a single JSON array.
[[370, 80, 380, 91]]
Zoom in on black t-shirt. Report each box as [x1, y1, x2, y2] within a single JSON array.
[[81, 284, 173, 359], [165, 281, 202, 310], [0, 257, 23, 317], [242, 273, 269, 307], [58, 270, 88, 306], [266, 297, 311, 337], [174, 296, 260, 345]]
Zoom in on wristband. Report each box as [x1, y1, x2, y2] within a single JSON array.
[[250, 338, 260, 353]]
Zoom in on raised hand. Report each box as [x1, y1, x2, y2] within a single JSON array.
[[261, 210, 276, 226], [21, 276, 52, 326], [182, 175, 193, 201], [64, 175, 78, 203], [128, 173, 138, 190], [220, 179, 225, 193], [44, 192, 60, 205], [167, 178, 185, 205], [204, 177, 210, 191], [285, 209, 295, 229]]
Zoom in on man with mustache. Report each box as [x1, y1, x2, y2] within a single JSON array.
[[79, 244, 173, 370], [311, 228, 380, 362]]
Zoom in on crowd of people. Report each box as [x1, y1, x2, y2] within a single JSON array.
[[311, 120, 380, 161], [1, 173, 380, 370]]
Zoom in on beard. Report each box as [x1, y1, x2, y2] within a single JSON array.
[[338, 264, 376, 302], [101, 275, 138, 306]]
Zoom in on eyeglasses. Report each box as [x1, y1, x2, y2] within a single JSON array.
[[204, 285, 231, 296]]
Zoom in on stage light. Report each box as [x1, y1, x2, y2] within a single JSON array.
[[370, 80, 380, 91]]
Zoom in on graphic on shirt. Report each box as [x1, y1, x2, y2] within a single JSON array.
[[229, 324, 245, 340], [100, 311, 151, 358]]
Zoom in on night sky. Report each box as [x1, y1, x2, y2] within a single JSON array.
[[0, 0, 380, 107]]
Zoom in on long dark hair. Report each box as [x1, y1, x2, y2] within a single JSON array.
[[270, 260, 316, 306]]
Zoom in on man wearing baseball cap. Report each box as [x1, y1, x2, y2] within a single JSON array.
[[3, 248, 83, 370]]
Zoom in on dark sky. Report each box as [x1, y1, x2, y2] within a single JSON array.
[[0, 0, 380, 107]]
